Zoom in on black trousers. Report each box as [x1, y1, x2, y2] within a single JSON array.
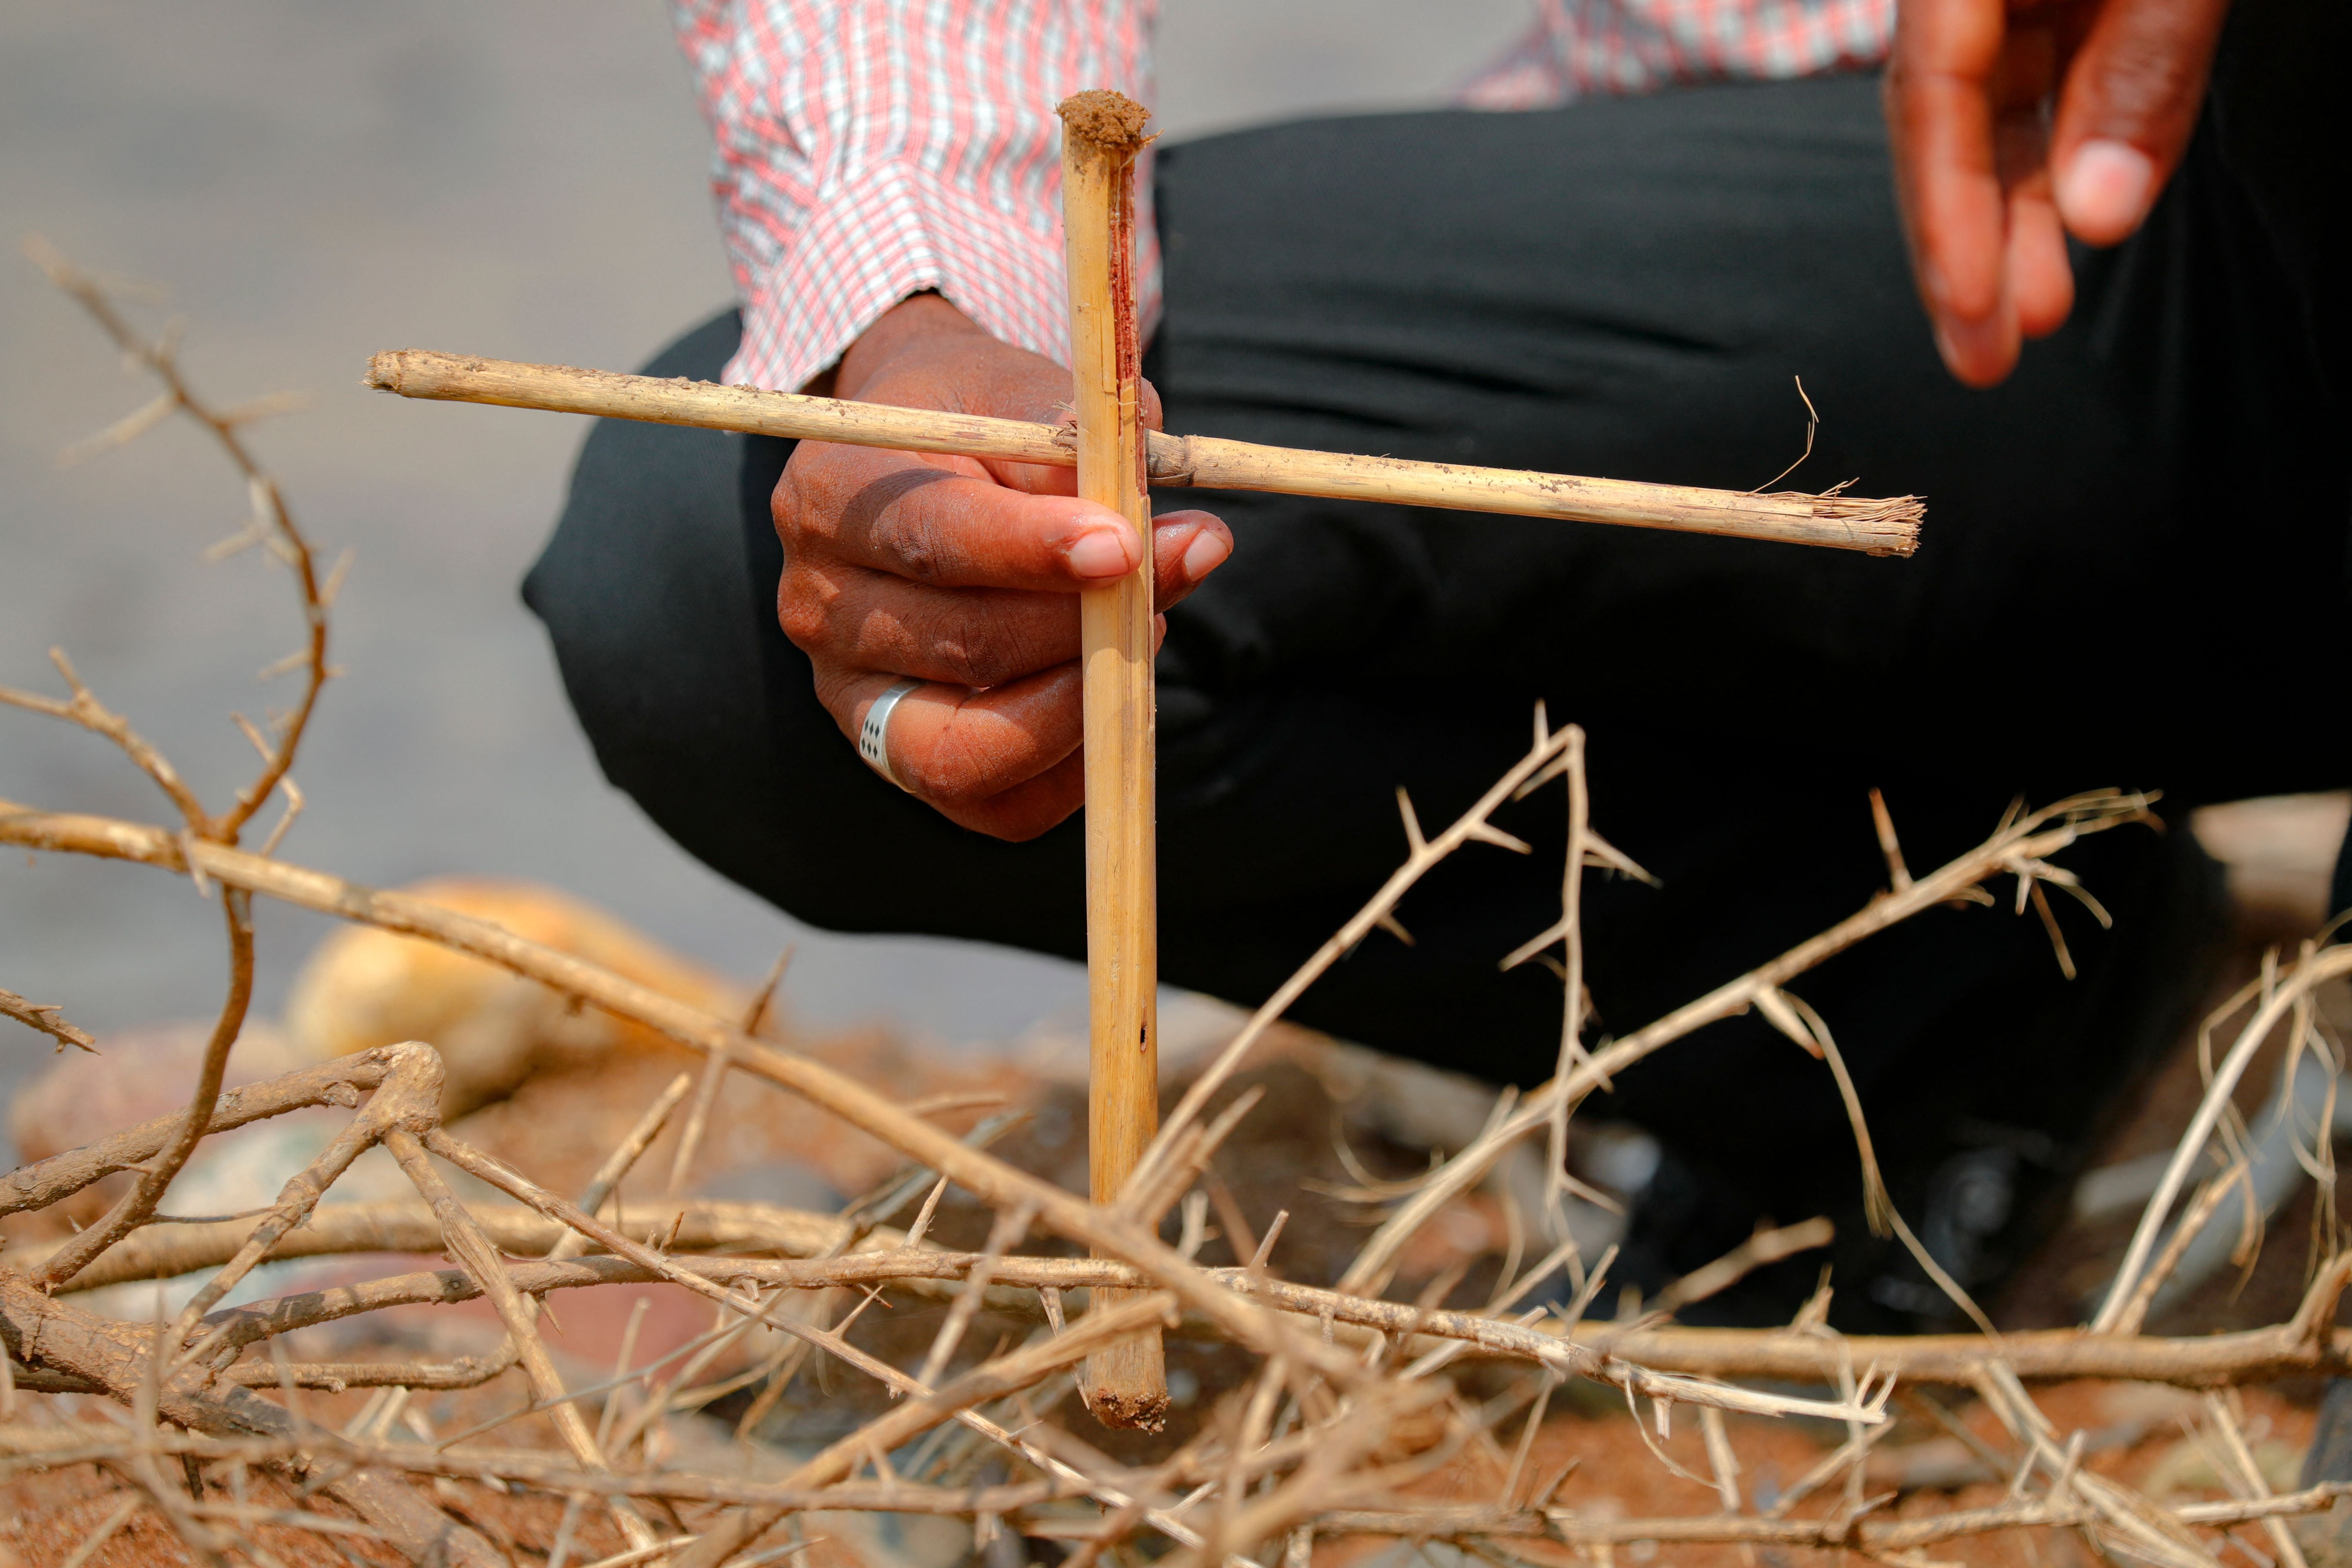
[[527, 25, 2346, 1323]]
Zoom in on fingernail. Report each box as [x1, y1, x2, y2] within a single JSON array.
[[1180, 529, 1230, 582], [2058, 139, 2155, 243], [1065, 527, 1134, 580]]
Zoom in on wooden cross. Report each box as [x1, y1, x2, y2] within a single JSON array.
[[366, 87, 1921, 1432]]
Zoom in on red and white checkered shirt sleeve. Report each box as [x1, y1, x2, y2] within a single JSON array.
[[1457, 0, 1893, 109], [670, 0, 1159, 393]]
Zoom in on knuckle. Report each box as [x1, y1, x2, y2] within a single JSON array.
[[888, 529, 944, 584], [776, 596, 827, 653], [843, 468, 956, 578], [771, 480, 824, 546], [778, 441, 897, 543], [776, 557, 861, 658], [935, 619, 1031, 691], [773, 568, 841, 654]]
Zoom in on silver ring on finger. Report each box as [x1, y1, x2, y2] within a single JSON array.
[[858, 678, 922, 793]]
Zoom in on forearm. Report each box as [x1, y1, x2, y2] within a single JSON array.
[[670, 0, 1161, 394]]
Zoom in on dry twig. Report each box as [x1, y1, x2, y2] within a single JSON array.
[[0, 984, 97, 1053]]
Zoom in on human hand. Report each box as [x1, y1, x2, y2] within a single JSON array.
[[1884, 0, 2230, 386], [775, 294, 1232, 841]]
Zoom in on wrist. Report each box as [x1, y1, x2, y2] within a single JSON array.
[[833, 292, 989, 401]]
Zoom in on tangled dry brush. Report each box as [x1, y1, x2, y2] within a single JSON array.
[[3, 245, 2351, 1568]]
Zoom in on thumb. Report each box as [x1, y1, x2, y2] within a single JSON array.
[[2049, 0, 2230, 246]]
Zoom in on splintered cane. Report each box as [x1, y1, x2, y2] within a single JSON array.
[[1056, 87, 1168, 1431]]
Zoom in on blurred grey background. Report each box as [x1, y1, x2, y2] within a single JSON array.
[[0, 1, 1532, 1128]]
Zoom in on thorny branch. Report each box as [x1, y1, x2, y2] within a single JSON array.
[[5, 241, 337, 1311], [1, 254, 2347, 1568], [1337, 786, 2162, 1299], [13, 240, 330, 852], [0, 985, 96, 1054]]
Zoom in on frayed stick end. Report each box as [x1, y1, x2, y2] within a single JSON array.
[[1056, 89, 1152, 152]]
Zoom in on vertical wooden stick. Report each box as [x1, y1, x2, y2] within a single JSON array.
[[1059, 87, 1167, 1431]]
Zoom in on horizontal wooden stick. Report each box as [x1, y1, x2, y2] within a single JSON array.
[[365, 349, 1921, 556], [62, 1182, 2330, 1392], [196, 1240, 2352, 1392], [47, 1147, 2352, 1395]]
